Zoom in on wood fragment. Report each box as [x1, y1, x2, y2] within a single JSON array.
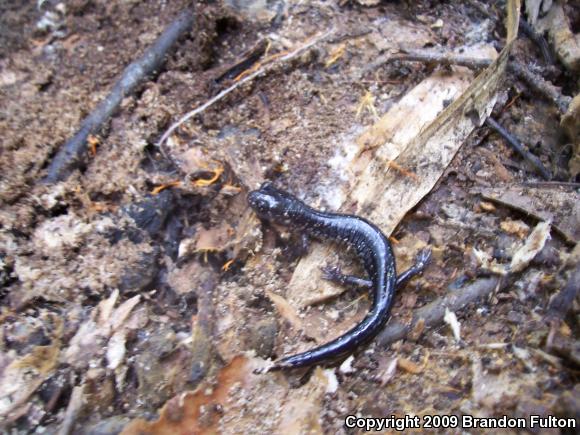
[[57, 385, 84, 435], [213, 39, 269, 84], [377, 277, 500, 347], [43, 8, 195, 183], [398, 357, 423, 374]]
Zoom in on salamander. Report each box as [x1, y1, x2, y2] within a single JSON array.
[[248, 181, 430, 369]]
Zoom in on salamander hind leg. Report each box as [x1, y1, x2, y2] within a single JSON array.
[[320, 265, 373, 289], [395, 248, 432, 287]]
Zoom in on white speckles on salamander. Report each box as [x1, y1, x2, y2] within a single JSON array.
[[248, 182, 397, 370]]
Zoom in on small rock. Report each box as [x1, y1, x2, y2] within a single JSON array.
[[122, 190, 174, 237], [246, 318, 278, 359], [118, 245, 160, 294]]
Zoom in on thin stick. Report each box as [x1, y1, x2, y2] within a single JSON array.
[[43, 8, 195, 183], [377, 277, 500, 347], [507, 61, 571, 114], [485, 117, 551, 180], [156, 28, 334, 154], [363, 51, 571, 114]]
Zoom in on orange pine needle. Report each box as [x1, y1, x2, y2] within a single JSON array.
[[193, 166, 224, 187], [151, 180, 182, 195], [87, 135, 100, 157], [387, 160, 419, 181], [222, 259, 235, 271]]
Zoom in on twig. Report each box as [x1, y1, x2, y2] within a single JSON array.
[[156, 28, 334, 154], [507, 61, 571, 114], [485, 117, 551, 180], [359, 51, 490, 78], [377, 277, 500, 347], [213, 39, 269, 84], [362, 51, 571, 114], [523, 181, 580, 189], [43, 8, 195, 183]]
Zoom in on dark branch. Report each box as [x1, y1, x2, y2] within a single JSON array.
[[377, 277, 500, 347], [43, 7, 195, 183], [485, 117, 551, 180]]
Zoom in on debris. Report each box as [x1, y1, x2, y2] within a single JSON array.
[[355, 90, 378, 120], [157, 28, 334, 153], [537, 2, 580, 72], [518, 17, 553, 64], [43, 8, 196, 183], [500, 219, 530, 239], [192, 164, 224, 187], [524, 0, 553, 27], [339, 355, 355, 374], [121, 355, 330, 434], [377, 277, 500, 347], [378, 357, 398, 386], [478, 185, 580, 244], [325, 43, 346, 68], [265, 290, 317, 341], [546, 263, 580, 322], [367, 50, 571, 114], [397, 357, 423, 374], [509, 221, 551, 273], [122, 190, 174, 236], [512, 346, 536, 372], [322, 369, 339, 393], [444, 308, 462, 342], [484, 117, 551, 180], [57, 385, 84, 435], [0, 320, 62, 421], [63, 291, 143, 370], [151, 180, 181, 195], [561, 93, 580, 178], [214, 39, 269, 84]]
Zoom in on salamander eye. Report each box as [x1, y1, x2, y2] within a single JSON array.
[[260, 181, 274, 191]]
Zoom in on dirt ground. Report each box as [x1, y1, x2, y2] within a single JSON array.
[[0, 0, 579, 434]]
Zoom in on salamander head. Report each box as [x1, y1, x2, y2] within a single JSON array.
[[248, 181, 300, 222]]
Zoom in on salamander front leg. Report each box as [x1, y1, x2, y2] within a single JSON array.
[[321, 248, 432, 289]]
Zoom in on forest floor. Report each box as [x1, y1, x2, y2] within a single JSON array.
[[0, 0, 579, 434]]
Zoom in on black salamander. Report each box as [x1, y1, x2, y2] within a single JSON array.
[[248, 182, 431, 370]]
